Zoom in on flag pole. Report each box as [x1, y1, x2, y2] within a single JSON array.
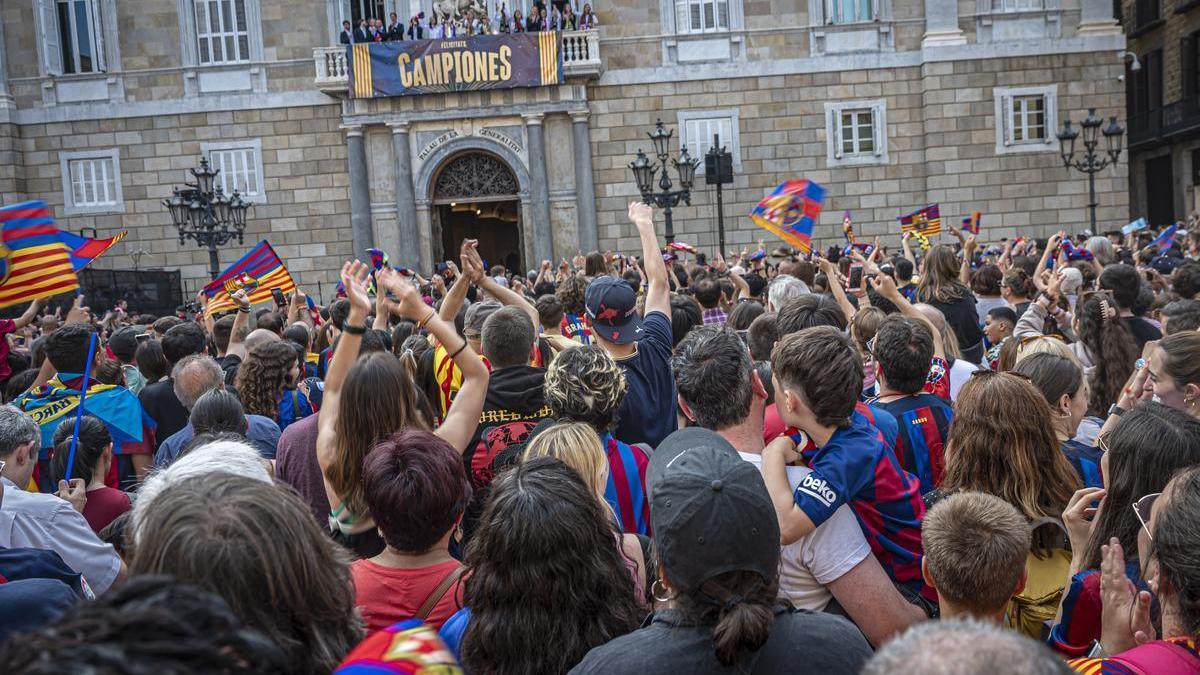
[[63, 331, 98, 482]]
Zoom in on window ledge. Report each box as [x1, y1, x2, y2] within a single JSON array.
[[1129, 18, 1165, 39], [827, 154, 888, 167], [62, 204, 126, 217]]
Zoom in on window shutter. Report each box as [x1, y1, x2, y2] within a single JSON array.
[[676, 0, 690, 32], [38, 0, 63, 75], [832, 110, 843, 159], [872, 107, 883, 157], [1001, 95, 1012, 146], [1044, 94, 1053, 144], [91, 1, 107, 72]]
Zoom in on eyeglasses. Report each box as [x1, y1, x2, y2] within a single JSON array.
[[1097, 433, 1111, 455], [865, 336, 876, 356], [1132, 492, 1161, 540]]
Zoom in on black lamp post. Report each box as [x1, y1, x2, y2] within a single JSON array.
[[627, 119, 699, 243], [1056, 108, 1124, 232], [162, 157, 251, 278]]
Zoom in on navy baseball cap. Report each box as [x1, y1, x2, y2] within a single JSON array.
[[585, 276, 642, 345]]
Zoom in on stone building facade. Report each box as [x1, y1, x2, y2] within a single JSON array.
[[0, 0, 1129, 299], [1122, 0, 1200, 226]]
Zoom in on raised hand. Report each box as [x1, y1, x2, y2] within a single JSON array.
[[65, 294, 91, 325], [870, 271, 900, 300], [1061, 487, 1106, 554], [1099, 537, 1156, 654], [628, 201, 653, 229], [231, 288, 250, 311], [340, 260, 373, 315], [378, 267, 426, 320]]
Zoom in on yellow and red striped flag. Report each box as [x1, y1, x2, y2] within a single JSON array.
[[202, 241, 297, 316]]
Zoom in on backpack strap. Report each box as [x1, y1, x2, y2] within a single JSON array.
[[416, 564, 466, 621]]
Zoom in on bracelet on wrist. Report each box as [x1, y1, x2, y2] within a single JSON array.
[[418, 309, 436, 329], [343, 322, 369, 336], [449, 339, 468, 359]]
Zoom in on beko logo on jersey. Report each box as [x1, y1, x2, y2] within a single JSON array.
[[798, 474, 837, 507]]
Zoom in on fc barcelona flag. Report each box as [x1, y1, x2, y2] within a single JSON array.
[[202, 240, 297, 316], [961, 211, 981, 236], [749, 179, 826, 254], [0, 201, 81, 308], [899, 204, 942, 238]]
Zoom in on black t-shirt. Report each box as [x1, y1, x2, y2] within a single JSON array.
[[1122, 316, 1161, 353], [216, 354, 241, 386], [929, 295, 983, 360], [569, 605, 871, 675], [613, 311, 677, 449], [138, 378, 190, 450]]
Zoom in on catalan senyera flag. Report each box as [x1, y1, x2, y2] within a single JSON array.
[[899, 204, 942, 238], [749, 179, 826, 254], [0, 201, 81, 308], [203, 240, 297, 316], [961, 211, 981, 236]]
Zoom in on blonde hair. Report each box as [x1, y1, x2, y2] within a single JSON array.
[[523, 422, 609, 497], [1013, 335, 1075, 366]]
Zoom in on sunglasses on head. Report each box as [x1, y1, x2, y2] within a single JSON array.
[[968, 369, 1031, 382], [1133, 492, 1161, 540]]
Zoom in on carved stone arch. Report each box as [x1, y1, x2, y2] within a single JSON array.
[[432, 151, 519, 204], [413, 135, 531, 204]]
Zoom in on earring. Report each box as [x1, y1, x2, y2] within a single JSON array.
[[651, 579, 673, 603]]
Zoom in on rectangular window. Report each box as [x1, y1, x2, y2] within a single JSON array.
[[993, 86, 1057, 155], [683, 117, 734, 166], [675, 0, 729, 33], [1135, 0, 1159, 27], [208, 146, 259, 196], [1009, 95, 1045, 143], [991, 0, 1043, 10], [68, 156, 116, 206], [825, 100, 888, 166], [828, 0, 874, 23], [839, 109, 875, 155], [195, 0, 250, 65], [60, 149, 123, 215], [1184, 33, 1200, 100]]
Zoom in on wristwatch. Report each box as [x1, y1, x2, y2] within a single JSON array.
[[1107, 403, 1127, 418], [1087, 640, 1107, 658]]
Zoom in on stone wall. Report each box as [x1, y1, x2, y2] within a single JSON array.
[[0, 121, 21, 204], [1123, 0, 1200, 107], [589, 51, 1128, 256], [13, 105, 352, 294]]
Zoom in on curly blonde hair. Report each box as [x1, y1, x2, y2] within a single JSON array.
[[544, 345, 627, 433], [234, 341, 297, 421]]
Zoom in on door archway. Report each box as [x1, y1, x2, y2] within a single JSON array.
[[431, 151, 524, 273]]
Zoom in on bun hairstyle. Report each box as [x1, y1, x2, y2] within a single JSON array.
[[51, 416, 111, 485]]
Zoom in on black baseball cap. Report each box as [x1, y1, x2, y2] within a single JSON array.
[[107, 325, 145, 363], [646, 427, 780, 594], [584, 276, 642, 345]]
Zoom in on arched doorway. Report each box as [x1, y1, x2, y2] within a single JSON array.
[[431, 151, 523, 273]]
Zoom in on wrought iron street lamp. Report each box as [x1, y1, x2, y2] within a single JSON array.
[[627, 119, 700, 243], [162, 157, 251, 277], [1056, 108, 1124, 232]]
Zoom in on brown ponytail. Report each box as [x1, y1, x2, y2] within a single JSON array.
[[678, 571, 779, 666]]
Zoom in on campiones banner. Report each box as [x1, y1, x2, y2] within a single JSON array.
[[348, 32, 562, 98]]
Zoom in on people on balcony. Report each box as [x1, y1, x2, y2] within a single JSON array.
[[339, 20, 353, 44], [562, 4, 578, 31], [353, 19, 370, 43], [579, 3, 598, 30]]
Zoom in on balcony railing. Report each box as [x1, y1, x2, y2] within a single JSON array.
[[314, 30, 602, 96], [1127, 95, 1200, 148]]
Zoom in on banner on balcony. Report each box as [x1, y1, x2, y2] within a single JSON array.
[[348, 32, 562, 98]]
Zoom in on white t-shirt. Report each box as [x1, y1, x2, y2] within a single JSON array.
[[738, 452, 871, 611], [948, 357, 980, 401]]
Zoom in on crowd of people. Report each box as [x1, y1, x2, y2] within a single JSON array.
[[0, 202, 1199, 673], [339, 1, 598, 44]]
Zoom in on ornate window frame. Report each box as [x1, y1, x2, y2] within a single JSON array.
[[201, 138, 268, 203], [658, 0, 744, 65], [824, 99, 889, 168], [993, 85, 1060, 156], [32, 0, 124, 105], [177, 0, 266, 95], [60, 148, 125, 216]]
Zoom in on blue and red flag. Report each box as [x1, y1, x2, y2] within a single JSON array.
[[961, 211, 981, 235], [0, 201, 81, 308], [749, 179, 826, 254], [1149, 224, 1179, 254], [202, 240, 297, 316], [57, 230, 128, 273], [366, 247, 390, 295], [899, 204, 942, 238]]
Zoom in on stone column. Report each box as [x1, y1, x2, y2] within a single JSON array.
[[1077, 0, 1122, 35], [523, 113, 554, 265], [345, 125, 375, 257], [921, 0, 965, 48], [571, 110, 599, 253], [388, 121, 422, 270], [415, 200, 434, 273], [0, 17, 12, 108]]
